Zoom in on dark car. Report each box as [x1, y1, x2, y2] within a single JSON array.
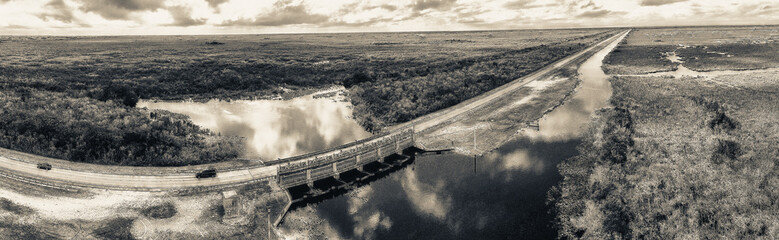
[[196, 169, 217, 179], [37, 163, 52, 170]]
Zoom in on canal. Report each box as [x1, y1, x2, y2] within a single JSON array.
[[277, 33, 623, 239]]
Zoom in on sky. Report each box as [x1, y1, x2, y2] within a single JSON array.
[[0, 0, 776, 35]]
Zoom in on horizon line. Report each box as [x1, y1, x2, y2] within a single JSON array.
[[1, 23, 777, 37]]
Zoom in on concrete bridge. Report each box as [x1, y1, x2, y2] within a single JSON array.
[[273, 127, 415, 188]]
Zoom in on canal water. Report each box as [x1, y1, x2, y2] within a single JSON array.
[[136, 89, 371, 160], [277, 34, 625, 239]]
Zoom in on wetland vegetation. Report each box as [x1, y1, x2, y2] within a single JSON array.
[[554, 26, 779, 239], [0, 29, 615, 166]]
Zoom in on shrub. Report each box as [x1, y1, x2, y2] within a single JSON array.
[[92, 82, 139, 107], [92, 218, 135, 240], [343, 72, 372, 88], [711, 139, 743, 165], [140, 202, 177, 219], [0, 198, 34, 215]]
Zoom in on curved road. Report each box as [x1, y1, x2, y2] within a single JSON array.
[[0, 30, 630, 192]]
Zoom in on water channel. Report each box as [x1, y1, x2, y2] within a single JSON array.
[[276, 34, 625, 239]]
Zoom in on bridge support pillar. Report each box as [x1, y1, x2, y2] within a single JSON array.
[[306, 169, 314, 189], [395, 138, 401, 155], [377, 147, 384, 163], [332, 163, 340, 180]]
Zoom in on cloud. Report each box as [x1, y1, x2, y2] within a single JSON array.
[[504, 0, 558, 10], [205, 0, 229, 10], [737, 2, 777, 16], [411, 0, 457, 11], [640, 0, 688, 6], [379, 4, 398, 11], [220, 0, 328, 26], [504, 0, 530, 9], [324, 17, 395, 27], [503, 0, 533, 9], [166, 6, 206, 27], [324, 2, 405, 27], [39, 0, 76, 23], [577, 9, 613, 18], [4, 24, 30, 29], [78, 0, 164, 20], [581, 0, 596, 9]]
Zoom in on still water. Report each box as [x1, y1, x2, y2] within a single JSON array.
[[278, 33, 626, 239], [137, 89, 371, 160]]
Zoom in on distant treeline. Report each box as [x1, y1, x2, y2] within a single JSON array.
[[0, 30, 615, 165]]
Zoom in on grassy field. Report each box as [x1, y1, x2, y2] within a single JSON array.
[[0, 29, 616, 166], [0, 29, 614, 101], [554, 26, 779, 239]]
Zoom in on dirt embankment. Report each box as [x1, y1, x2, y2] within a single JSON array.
[[410, 30, 630, 155], [414, 67, 581, 156]]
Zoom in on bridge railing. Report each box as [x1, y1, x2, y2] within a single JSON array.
[[265, 129, 395, 166], [277, 127, 414, 175]]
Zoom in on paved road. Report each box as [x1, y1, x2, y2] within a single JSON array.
[[0, 30, 630, 192]]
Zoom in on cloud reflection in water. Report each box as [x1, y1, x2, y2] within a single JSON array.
[[524, 37, 614, 142], [400, 169, 453, 221], [137, 94, 371, 160]]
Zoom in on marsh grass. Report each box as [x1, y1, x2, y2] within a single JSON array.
[[677, 43, 779, 71], [554, 75, 779, 239], [603, 44, 678, 74]]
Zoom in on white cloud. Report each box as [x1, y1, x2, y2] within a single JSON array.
[[0, 0, 776, 34]]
